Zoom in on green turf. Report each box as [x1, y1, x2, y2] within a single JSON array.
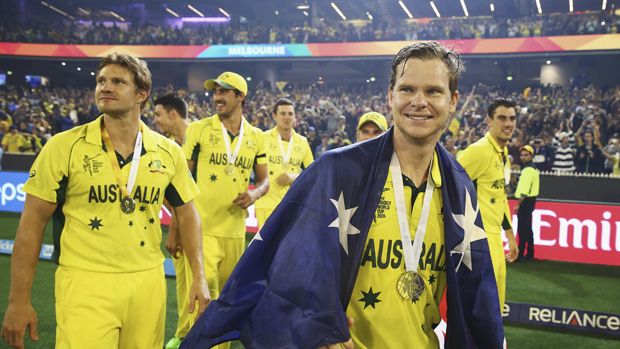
[[1, 211, 619, 348]]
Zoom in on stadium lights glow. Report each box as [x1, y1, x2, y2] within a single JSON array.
[[90, 72, 95, 76], [181, 17, 229, 23], [546, 60, 551, 64], [7, 71, 12, 75], [187, 4, 205, 17], [77, 67, 81, 71], [303, 11, 309, 16], [430, 1, 441, 18], [331, 2, 347, 21], [460, 0, 469, 17], [490, 3, 495, 12], [535, 0, 542, 14], [507, 75, 513, 81], [41, 1, 74, 20], [246, 76, 252, 81], [602, 0, 607, 10], [370, 76, 376, 82], [275, 10, 279, 15], [219, 8, 231, 18], [297, 5, 310, 10], [109, 11, 125, 22], [77, 7, 90, 16], [366, 11, 373, 20], [61, 61, 66, 66], [398, 1, 413, 19], [569, 0, 573, 12], [166, 8, 180, 18]]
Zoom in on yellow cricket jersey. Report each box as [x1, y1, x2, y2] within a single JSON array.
[[183, 114, 267, 238], [255, 128, 313, 212], [348, 154, 446, 349], [2, 133, 29, 152], [457, 132, 512, 234], [23, 116, 199, 273]]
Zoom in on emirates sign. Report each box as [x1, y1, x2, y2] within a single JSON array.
[[506, 200, 620, 266]]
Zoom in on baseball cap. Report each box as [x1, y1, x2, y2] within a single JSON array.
[[357, 112, 388, 131], [204, 72, 248, 96], [520, 145, 534, 154]]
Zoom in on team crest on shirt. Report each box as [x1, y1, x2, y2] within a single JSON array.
[[245, 138, 257, 149], [209, 133, 220, 146], [148, 159, 167, 174], [294, 145, 304, 153], [83, 154, 103, 176]]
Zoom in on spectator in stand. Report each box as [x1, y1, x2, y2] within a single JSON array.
[[1, 125, 29, 153], [314, 133, 330, 158], [602, 133, 620, 174], [531, 138, 554, 171], [575, 130, 605, 173], [551, 132, 576, 172]]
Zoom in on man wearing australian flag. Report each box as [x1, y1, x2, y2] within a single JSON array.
[[182, 41, 504, 349]]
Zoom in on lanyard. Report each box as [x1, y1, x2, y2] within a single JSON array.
[[277, 131, 294, 165], [221, 117, 245, 167], [101, 124, 142, 199], [389, 152, 435, 273]]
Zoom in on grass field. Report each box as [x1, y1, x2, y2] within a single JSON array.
[[1, 212, 619, 348]]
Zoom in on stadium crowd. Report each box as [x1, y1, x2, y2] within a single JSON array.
[[1, 10, 618, 45], [1, 82, 619, 175]]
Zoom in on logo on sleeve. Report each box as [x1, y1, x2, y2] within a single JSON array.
[[29, 170, 36, 178]]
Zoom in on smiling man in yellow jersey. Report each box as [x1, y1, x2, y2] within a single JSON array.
[[182, 71, 269, 348], [356, 111, 388, 142], [255, 98, 313, 229], [1, 53, 210, 349], [457, 97, 519, 313], [152, 94, 195, 349]]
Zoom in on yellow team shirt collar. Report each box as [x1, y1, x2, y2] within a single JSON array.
[[85, 115, 157, 152], [211, 114, 250, 133], [484, 131, 508, 157], [270, 127, 297, 140]]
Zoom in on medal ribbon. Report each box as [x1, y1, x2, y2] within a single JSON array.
[[277, 130, 294, 165], [390, 151, 435, 274], [221, 116, 245, 168], [101, 124, 142, 200]]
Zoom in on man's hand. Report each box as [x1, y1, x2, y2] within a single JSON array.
[[165, 218, 183, 258], [505, 229, 519, 263], [275, 173, 294, 187], [232, 191, 258, 209], [513, 205, 520, 215], [318, 317, 355, 349], [1, 303, 39, 349], [188, 279, 211, 317]]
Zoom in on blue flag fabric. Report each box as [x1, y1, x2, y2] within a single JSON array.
[[181, 129, 503, 349]]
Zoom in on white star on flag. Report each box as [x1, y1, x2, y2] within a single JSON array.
[[450, 188, 487, 271], [248, 231, 263, 247], [329, 191, 360, 254]]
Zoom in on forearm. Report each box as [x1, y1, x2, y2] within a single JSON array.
[[9, 224, 46, 304], [250, 177, 270, 199], [175, 204, 205, 281]]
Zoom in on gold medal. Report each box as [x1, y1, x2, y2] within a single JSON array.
[[396, 271, 425, 300], [120, 196, 136, 214], [225, 164, 235, 176]]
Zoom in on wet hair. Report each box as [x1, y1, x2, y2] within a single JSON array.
[[96, 53, 152, 111], [272, 98, 295, 115], [153, 94, 188, 119], [487, 98, 517, 119], [389, 41, 464, 94]]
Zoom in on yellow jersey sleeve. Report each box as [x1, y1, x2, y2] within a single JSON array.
[[254, 128, 267, 166], [183, 121, 201, 161], [457, 143, 492, 181], [23, 135, 69, 203], [165, 140, 200, 207]]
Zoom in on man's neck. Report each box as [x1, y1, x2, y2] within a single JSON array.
[[103, 114, 140, 157], [490, 133, 507, 150], [170, 120, 189, 145], [277, 126, 292, 141], [393, 127, 437, 187], [220, 112, 242, 135]]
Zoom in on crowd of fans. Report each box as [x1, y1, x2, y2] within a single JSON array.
[[1, 11, 618, 45], [1, 81, 619, 175]]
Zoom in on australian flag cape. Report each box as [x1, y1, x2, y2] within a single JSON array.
[[182, 128, 504, 349]]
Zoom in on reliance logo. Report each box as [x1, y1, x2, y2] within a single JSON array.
[[529, 306, 620, 331]]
